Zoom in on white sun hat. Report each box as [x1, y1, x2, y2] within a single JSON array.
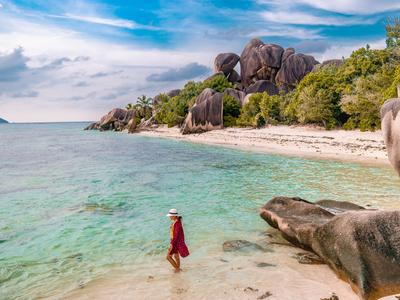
[[166, 208, 180, 217]]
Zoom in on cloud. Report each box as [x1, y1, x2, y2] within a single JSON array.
[[90, 70, 123, 78], [11, 90, 39, 98], [250, 26, 322, 40], [0, 47, 29, 81], [260, 11, 374, 26], [257, 0, 400, 15], [294, 40, 331, 54], [73, 81, 89, 87], [146, 63, 211, 82]]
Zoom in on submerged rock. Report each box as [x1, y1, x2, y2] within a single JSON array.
[[260, 196, 400, 300], [222, 240, 265, 252]]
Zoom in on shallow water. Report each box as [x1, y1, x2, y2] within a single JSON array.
[[1, 123, 400, 299]]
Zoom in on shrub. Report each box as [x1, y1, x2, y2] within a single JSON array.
[[284, 65, 342, 129], [223, 94, 241, 127], [237, 93, 263, 127], [260, 93, 284, 125], [201, 74, 232, 92]]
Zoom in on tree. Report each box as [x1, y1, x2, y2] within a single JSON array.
[[223, 94, 241, 127], [386, 17, 400, 48], [136, 95, 153, 119]]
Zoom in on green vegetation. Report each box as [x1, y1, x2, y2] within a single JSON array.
[[153, 74, 232, 127], [135, 21, 400, 131], [126, 95, 153, 122], [223, 94, 241, 127]]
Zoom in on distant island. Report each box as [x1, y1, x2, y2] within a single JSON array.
[[0, 118, 9, 124]]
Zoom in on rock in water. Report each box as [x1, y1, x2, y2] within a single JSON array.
[[222, 240, 265, 252], [260, 196, 400, 300], [214, 53, 240, 75], [181, 88, 223, 134], [381, 88, 400, 175]]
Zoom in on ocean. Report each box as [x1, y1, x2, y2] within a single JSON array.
[[1, 123, 399, 299]]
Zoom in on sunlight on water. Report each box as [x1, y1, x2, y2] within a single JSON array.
[[1, 123, 399, 299]]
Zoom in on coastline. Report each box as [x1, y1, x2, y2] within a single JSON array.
[[136, 125, 391, 168]]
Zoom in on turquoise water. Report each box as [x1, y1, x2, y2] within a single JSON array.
[[1, 123, 400, 299]]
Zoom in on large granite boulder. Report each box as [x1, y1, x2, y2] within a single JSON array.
[[275, 53, 319, 88], [240, 38, 265, 87], [240, 38, 316, 88], [227, 69, 241, 84], [380, 85, 400, 175], [84, 108, 136, 132], [224, 88, 246, 107], [260, 196, 400, 300], [245, 80, 279, 95], [240, 39, 284, 86], [214, 53, 240, 75], [282, 47, 295, 64], [181, 88, 223, 134]]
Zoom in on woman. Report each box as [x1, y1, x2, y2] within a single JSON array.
[[166, 208, 189, 272]]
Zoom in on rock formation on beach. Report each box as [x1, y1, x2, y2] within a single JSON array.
[[84, 108, 136, 133], [86, 37, 320, 134], [181, 88, 224, 134], [260, 196, 400, 300], [380, 85, 400, 175], [0, 117, 9, 124]]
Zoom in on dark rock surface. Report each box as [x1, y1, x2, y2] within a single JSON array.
[[224, 88, 246, 106], [275, 54, 319, 88], [260, 196, 400, 300], [214, 53, 240, 75], [222, 240, 265, 252], [245, 80, 279, 95], [0, 117, 8, 124], [381, 89, 400, 175], [240, 39, 316, 88], [84, 108, 136, 132], [181, 88, 223, 134]]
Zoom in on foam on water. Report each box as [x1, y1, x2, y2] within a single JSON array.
[[0, 123, 399, 299]]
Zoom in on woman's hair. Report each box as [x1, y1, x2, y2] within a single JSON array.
[[178, 216, 182, 220]]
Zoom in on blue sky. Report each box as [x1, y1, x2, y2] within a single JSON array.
[[0, 0, 399, 122]]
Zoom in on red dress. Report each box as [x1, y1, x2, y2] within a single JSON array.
[[169, 219, 189, 257]]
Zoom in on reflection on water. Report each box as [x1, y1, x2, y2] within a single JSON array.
[[0, 123, 399, 299]]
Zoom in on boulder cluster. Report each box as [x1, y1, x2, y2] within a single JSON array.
[[181, 38, 319, 134], [260, 197, 400, 300], [86, 38, 321, 134], [85, 108, 136, 133]]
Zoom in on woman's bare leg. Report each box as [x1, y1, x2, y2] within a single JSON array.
[[166, 253, 178, 269], [173, 253, 180, 269]]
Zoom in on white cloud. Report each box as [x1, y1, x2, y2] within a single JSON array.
[[312, 39, 386, 62], [260, 11, 375, 26], [0, 16, 216, 122], [258, 0, 400, 15], [250, 26, 322, 39]]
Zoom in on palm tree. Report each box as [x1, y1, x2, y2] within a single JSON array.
[[126, 103, 135, 110], [136, 95, 153, 119]]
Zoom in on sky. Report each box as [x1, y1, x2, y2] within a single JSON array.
[[0, 0, 399, 122]]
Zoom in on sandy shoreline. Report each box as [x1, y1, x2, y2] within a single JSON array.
[[136, 125, 390, 168]]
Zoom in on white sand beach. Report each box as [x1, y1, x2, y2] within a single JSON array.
[[137, 125, 390, 167]]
